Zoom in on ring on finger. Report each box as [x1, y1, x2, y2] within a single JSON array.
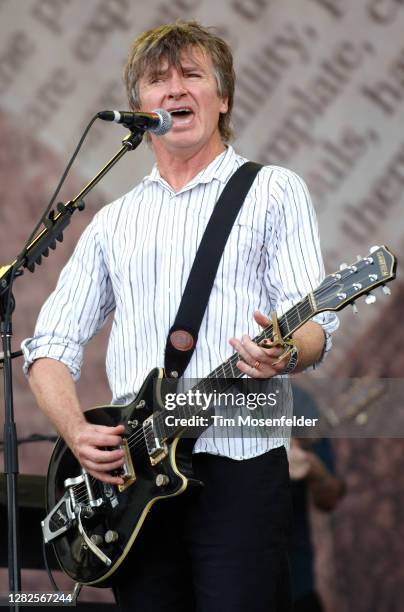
[[253, 360, 261, 370]]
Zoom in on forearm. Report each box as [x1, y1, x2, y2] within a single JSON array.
[[292, 320, 325, 373], [28, 358, 86, 448]]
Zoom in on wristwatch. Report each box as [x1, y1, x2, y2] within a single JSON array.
[[282, 345, 299, 374]]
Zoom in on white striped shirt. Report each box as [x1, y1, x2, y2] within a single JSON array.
[[22, 146, 338, 459]]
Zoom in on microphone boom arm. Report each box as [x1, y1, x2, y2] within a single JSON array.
[[0, 129, 144, 288]]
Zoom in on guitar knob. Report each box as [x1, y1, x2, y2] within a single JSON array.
[[105, 530, 119, 543], [90, 534, 103, 545], [339, 263, 348, 270], [365, 293, 376, 305], [351, 303, 358, 314], [382, 285, 391, 296], [155, 474, 170, 487]]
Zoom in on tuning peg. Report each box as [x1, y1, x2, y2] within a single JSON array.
[[369, 245, 380, 254], [351, 303, 358, 314], [355, 412, 368, 425], [381, 285, 391, 296], [339, 263, 348, 270], [356, 255, 362, 262], [365, 293, 376, 304]]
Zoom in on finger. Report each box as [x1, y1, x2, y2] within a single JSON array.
[[253, 310, 271, 328], [80, 431, 124, 448], [93, 424, 125, 434], [229, 336, 264, 366], [235, 359, 268, 379], [96, 434, 124, 447], [242, 334, 285, 362], [84, 457, 125, 472], [92, 424, 125, 440], [87, 469, 124, 486], [81, 447, 124, 464]]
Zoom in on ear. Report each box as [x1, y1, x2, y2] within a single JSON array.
[[219, 96, 229, 114]]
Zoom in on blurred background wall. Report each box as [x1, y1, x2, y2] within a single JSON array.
[[0, 1, 403, 610]]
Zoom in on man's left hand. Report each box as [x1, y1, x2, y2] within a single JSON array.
[[229, 310, 291, 379]]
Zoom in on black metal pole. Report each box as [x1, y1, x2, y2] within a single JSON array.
[[1, 299, 21, 610], [0, 127, 145, 603]]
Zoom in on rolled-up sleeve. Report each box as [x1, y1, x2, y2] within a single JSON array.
[[22, 214, 115, 380], [264, 169, 339, 362]]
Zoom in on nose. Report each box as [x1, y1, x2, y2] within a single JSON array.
[[168, 72, 187, 99]]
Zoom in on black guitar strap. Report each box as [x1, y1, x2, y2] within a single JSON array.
[[164, 161, 263, 378]]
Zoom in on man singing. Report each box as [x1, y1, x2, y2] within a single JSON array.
[[23, 21, 338, 612]]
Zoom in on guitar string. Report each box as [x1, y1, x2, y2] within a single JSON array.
[[70, 266, 372, 501]]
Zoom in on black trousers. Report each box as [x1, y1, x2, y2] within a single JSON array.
[[293, 592, 324, 611], [113, 445, 292, 612]]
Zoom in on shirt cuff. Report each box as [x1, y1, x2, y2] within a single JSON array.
[[21, 336, 83, 381], [311, 311, 339, 367]]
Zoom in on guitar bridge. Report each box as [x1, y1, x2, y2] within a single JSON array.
[[143, 415, 168, 466]]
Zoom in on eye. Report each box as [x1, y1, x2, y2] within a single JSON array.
[[149, 74, 166, 84]]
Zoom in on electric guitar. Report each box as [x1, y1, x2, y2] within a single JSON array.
[[42, 245, 396, 585]]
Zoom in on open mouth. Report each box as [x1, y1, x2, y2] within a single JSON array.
[[169, 108, 194, 123]]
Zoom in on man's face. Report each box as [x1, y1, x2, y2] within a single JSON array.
[[138, 46, 228, 155]]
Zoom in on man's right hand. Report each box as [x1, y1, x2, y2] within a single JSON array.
[[28, 359, 126, 485], [68, 422, 126, 485]]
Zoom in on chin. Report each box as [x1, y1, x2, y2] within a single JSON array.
[[167, 134, 201, 149]]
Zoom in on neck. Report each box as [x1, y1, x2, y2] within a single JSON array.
[[152, 138, 226, 192]]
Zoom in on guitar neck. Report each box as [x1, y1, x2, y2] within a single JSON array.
[[158, 293, 317, 441]]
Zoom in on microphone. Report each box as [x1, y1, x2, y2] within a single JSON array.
[[97, 108, 172, 135]]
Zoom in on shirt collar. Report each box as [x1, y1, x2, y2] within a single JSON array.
[[143, 145, 238, 193]]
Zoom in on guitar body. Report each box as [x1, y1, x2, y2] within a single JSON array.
[[45, 368, 198, 585]]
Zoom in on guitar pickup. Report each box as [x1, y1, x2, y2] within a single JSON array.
[[143, 416, 168, 466], [117, 438, 136, 492]]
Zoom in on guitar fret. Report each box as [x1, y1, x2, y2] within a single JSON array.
[[229, 357, 237, 377], [279, 314, 291, 339]]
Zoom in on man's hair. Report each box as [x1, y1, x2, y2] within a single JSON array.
[[123, 21, 235, 142]]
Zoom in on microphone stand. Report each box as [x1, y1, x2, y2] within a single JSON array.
[[0, 127, 145, 599]]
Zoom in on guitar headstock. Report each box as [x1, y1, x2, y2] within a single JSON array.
[[314, 245, 397, 313]]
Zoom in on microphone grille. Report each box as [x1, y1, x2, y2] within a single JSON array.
[[151, 109, 173, 135]]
